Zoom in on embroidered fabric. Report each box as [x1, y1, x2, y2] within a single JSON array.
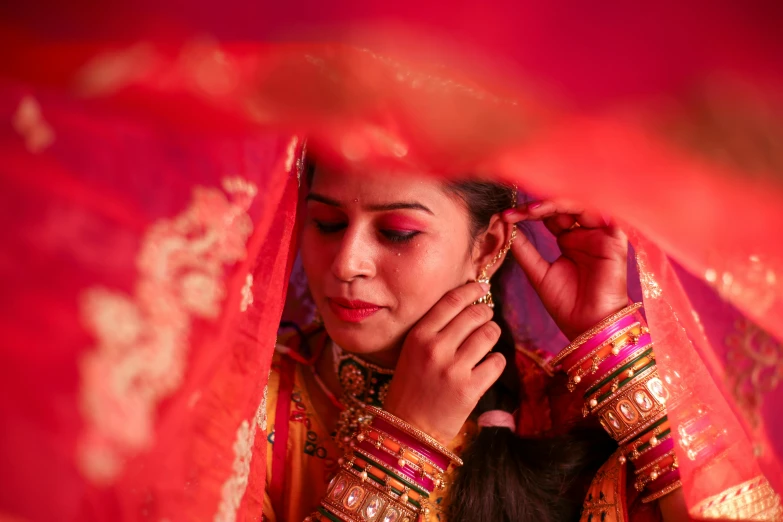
[[2, 6, 783, 521]]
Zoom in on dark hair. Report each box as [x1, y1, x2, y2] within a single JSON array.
[[444, 181, 616, 522]]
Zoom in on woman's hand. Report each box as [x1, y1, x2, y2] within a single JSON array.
[[501, 200, 629, 341], [382, 282, 506, 444]]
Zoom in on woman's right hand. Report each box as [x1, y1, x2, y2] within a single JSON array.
[[382, 282, 507, 444]]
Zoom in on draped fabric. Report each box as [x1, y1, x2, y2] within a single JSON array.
[[2, 4, 783, 520]]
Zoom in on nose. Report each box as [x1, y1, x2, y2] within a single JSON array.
[[330, 226, 376, 282]]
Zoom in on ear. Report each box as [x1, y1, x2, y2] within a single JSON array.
[[472, 214, 515, 280]]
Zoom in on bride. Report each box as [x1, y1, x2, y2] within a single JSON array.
[[263, 157, 689, 522]]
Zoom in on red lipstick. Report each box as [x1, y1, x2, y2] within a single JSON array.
[[327, 297, 382, 323]]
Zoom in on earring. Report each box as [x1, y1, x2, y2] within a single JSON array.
[[474, 267, 494, 308], [473, 219, 518, 308]]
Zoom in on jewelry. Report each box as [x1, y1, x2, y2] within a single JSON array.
[[474, 222, 517, 308], [333, 343, 394, 407], [367, 406, 464, 466], [361, 427, 446, 476], [552, 303, 643, 366], [330, 342, 395, 453], [641, 479, 683, 503], [321, 467, 419, 522]]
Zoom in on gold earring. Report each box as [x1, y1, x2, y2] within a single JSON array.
[[473, 221, 518, 308], [474, 267, 494, 308]]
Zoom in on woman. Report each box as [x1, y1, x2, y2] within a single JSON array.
[[263, 159, 688, 521]]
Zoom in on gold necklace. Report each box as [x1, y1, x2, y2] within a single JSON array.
[[330, 342, 395, 449]]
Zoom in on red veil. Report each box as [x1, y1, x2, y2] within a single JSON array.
[[1, 3, 782, 520]]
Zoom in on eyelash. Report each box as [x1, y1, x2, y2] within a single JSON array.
[[313, 220, 420, 244]]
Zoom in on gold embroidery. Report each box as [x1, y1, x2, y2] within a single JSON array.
[[693, 476, 783, 520], [255, 382, 269, 432], [240, 274, 254, 312], [78, 177, 257, 484], [636, 251, 663, 299], [13, 96, 54, 153], [725, 319, 783, 428], [580, 449, 627, 522], [214, 419, 257, 522]]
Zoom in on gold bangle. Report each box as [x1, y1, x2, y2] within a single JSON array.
[[566, 322, 642, 376], [367, 406, 463, 466], [593, 366, 668, 442], [551, 303, 643, 366], [628, 426, 672, 462], [584, 344, 655, 401], [634, 454, 679, 492], [641, 479, 683, 503], [635, 449, 677, 474], [323, 468, 420, 522], [361, 427, 446, 480]]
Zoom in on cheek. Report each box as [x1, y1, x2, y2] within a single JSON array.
[[382, 240, 470, 316]]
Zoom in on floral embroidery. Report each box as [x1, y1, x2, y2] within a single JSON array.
[[13, 95, 55, 153], [725, 319, 783, 428], [78, 177, 257, 484], [240, 274, 254, 312], [214, 419, 257, 522]]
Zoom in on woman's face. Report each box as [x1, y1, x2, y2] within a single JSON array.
[[301, 164, 476, 362]]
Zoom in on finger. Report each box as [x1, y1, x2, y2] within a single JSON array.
[[438, 304, 494, 354], [471, 352, 506, 393], [455, 320, 501, 368], [520, 200, 608, 229], [500, 200, 556, 223], [543, 214, 577, 236], [509, 228, 551, 291], [417, 281, 490, 334]]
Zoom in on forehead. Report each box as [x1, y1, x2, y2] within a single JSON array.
[[310, 163, 463, 214]]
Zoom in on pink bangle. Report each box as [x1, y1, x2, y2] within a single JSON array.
[[357, 439, 435, 491], [582, 334, 654, 396], [646, 468, 680, 492], [633, 437, 674, 470], [552, 303, 643, 366], [371, 416, 451, 470], [560, 314, 639, 370]]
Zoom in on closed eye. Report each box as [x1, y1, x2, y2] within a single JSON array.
[[381, 230, 420, 243], [313, 220, 346, 234]]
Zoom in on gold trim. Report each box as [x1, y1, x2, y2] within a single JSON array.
[[552, 303, 643, 366], [692, 476, 783, 520], [642, 479, 682, 503], [367, 407, 463, 466]]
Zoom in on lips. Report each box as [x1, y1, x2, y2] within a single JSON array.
[[327, 297, 382, 323]]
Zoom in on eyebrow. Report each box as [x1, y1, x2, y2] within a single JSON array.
[[306, 192, 434, 214]]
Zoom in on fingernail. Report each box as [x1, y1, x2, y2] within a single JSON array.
[[601, 213, 612, 226], [502, 208, 521, 220], [527, 201, 543, 210], [479, 282, 490, 292]]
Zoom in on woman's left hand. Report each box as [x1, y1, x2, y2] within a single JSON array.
[[501, 199, 629, 341]]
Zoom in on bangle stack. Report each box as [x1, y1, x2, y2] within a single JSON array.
[[307, 406, 462, 522], [553, 303, 689, 503]]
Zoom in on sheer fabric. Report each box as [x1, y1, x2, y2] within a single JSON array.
[[2, 8, 782, 520]]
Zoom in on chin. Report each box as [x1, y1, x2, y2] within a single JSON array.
[[322, 319, 402, 356]]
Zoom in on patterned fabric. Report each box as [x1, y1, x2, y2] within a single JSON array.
[[262, 345, 478, 522]]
